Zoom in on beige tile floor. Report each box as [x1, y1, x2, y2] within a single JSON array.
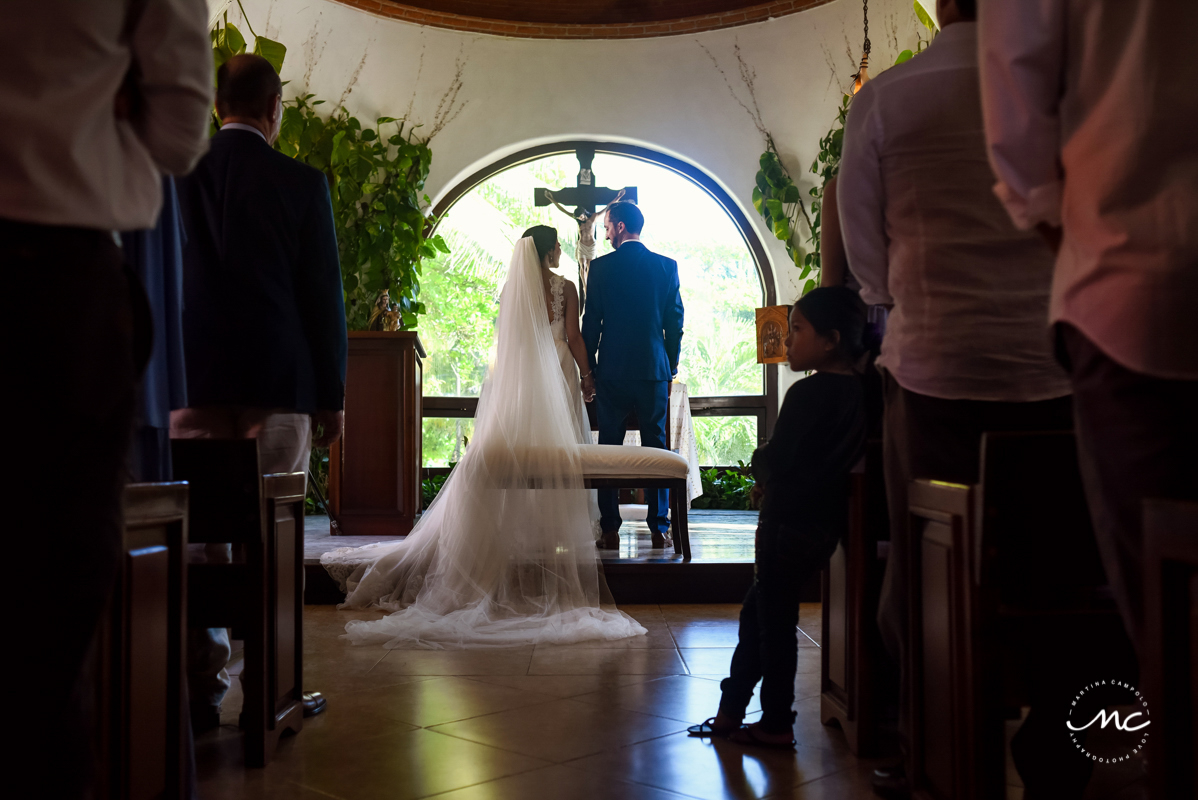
[[196, 602, 900, 800], [200, 606, 1150, 799]]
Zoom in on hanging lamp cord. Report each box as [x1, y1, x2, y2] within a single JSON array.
[[862, 0, 871, 55]]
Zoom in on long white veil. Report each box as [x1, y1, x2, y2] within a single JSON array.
[[321, 237, 645, 648]]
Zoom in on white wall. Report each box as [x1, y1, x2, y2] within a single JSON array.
[[216, 0, 925, 396]]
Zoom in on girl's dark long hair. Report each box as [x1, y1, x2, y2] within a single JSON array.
[[797, 286, 884, 435], [794, 286, 880, 363]]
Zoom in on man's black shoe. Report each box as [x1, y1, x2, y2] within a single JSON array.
[[302, 691, 328, 717]]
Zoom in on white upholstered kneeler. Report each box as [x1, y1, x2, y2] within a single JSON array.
[[579, 445, 692, 560]]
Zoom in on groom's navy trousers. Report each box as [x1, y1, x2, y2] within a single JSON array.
[[596, 379, 671, 534]]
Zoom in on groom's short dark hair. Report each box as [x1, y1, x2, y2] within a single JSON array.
[[606, 202, 644, 235]]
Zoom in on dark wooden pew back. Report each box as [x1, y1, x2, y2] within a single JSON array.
[[170, 439, 306, 767], [908, 478, 974, 800], [909, 431, 1120, 800], [258, 472, 306, 740], [1144, 498, 1198, 800], [95, 483, 189, 800], [821, 439, 887, 756]]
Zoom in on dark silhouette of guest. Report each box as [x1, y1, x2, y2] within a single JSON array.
[[690, 288, 870, 748], [1, 2, 211, 796], [837, 0, 1075, 793], [174, 53, 347, 728]]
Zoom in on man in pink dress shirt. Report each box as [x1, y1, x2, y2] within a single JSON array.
[[839, 0, 1090, 795], [979, 0, 1198, 675], [981, 3, 1197, 795]]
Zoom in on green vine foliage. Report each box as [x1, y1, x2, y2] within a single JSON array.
[[751, 145, 804, 269], [209, 13, 447, 332], [210, 15, 285, 73], [752, 0, 938, 299], [801, 92, 851, 294], [750, 120, 841, 300], [275, 96, 448, 330]]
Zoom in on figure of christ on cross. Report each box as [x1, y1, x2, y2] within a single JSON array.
[[535, 146, 637, 308]]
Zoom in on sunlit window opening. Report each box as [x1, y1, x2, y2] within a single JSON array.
[[421, 152, 765, 468]]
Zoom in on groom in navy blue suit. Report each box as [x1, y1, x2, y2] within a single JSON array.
[[582, 202, 685, 549]]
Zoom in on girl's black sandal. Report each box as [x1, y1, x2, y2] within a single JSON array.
[[687, 717, 738, 737]]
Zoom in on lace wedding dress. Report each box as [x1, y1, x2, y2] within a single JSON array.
[[547, 271, 603, 531], [320, 237, 645, 648], [548, 272, 595, 448]]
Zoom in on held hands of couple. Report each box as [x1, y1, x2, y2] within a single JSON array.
[[581, 373, 596, 403], [312, 410, 345, 448]]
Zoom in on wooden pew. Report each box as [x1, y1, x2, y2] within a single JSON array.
[[1144, 498, 1198, 800], [94, 483, 189, 800], [171, 440, 306, 767], [906, 432, 1118, 800], [821, 439, 888, 756]]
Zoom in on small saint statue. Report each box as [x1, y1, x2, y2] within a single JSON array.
[[755, 305, 790, 364], [367, 290, 401, 332]]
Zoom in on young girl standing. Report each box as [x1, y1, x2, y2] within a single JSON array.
[[690, 286, 873, 747]]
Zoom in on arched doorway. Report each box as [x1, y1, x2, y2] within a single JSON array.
[[420, 142, 779, 468]]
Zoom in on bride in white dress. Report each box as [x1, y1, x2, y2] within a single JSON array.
[[321, 227, 646, 648]]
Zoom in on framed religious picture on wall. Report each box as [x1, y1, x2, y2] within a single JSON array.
[[755, 305, 790, 364]]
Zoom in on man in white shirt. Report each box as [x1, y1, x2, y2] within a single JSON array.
[[838, 1, 1076, 795], [0, 2, 210, 796], [979, 0, 1198, 662]]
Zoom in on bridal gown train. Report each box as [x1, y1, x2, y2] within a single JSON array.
[[321, 237, 645, 648]]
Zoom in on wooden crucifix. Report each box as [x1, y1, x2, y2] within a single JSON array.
[[535, 146, 637, 308]]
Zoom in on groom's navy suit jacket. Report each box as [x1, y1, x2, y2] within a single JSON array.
[[581, 241, 684, 380], [177, 128, 347, 414], [582, 239, 683, 533]]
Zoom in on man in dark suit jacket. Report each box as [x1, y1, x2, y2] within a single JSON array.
[[174, 54, 346, 726], [582, 202, 685, 549]]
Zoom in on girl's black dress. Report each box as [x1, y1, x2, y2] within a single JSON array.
[[718, 371, 867, 733]]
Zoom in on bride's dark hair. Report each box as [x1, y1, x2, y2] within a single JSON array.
[[522, 225, 558, 263]]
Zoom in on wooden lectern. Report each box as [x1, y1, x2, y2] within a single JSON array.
[[329, 331, 425, 536]]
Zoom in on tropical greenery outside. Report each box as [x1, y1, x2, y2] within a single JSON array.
[[420, 153, 764, 467]]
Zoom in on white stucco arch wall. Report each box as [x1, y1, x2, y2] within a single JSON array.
[[216, 0, 925, 396], [433, 133, 747, 223], [431, 133, 770, 290]]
